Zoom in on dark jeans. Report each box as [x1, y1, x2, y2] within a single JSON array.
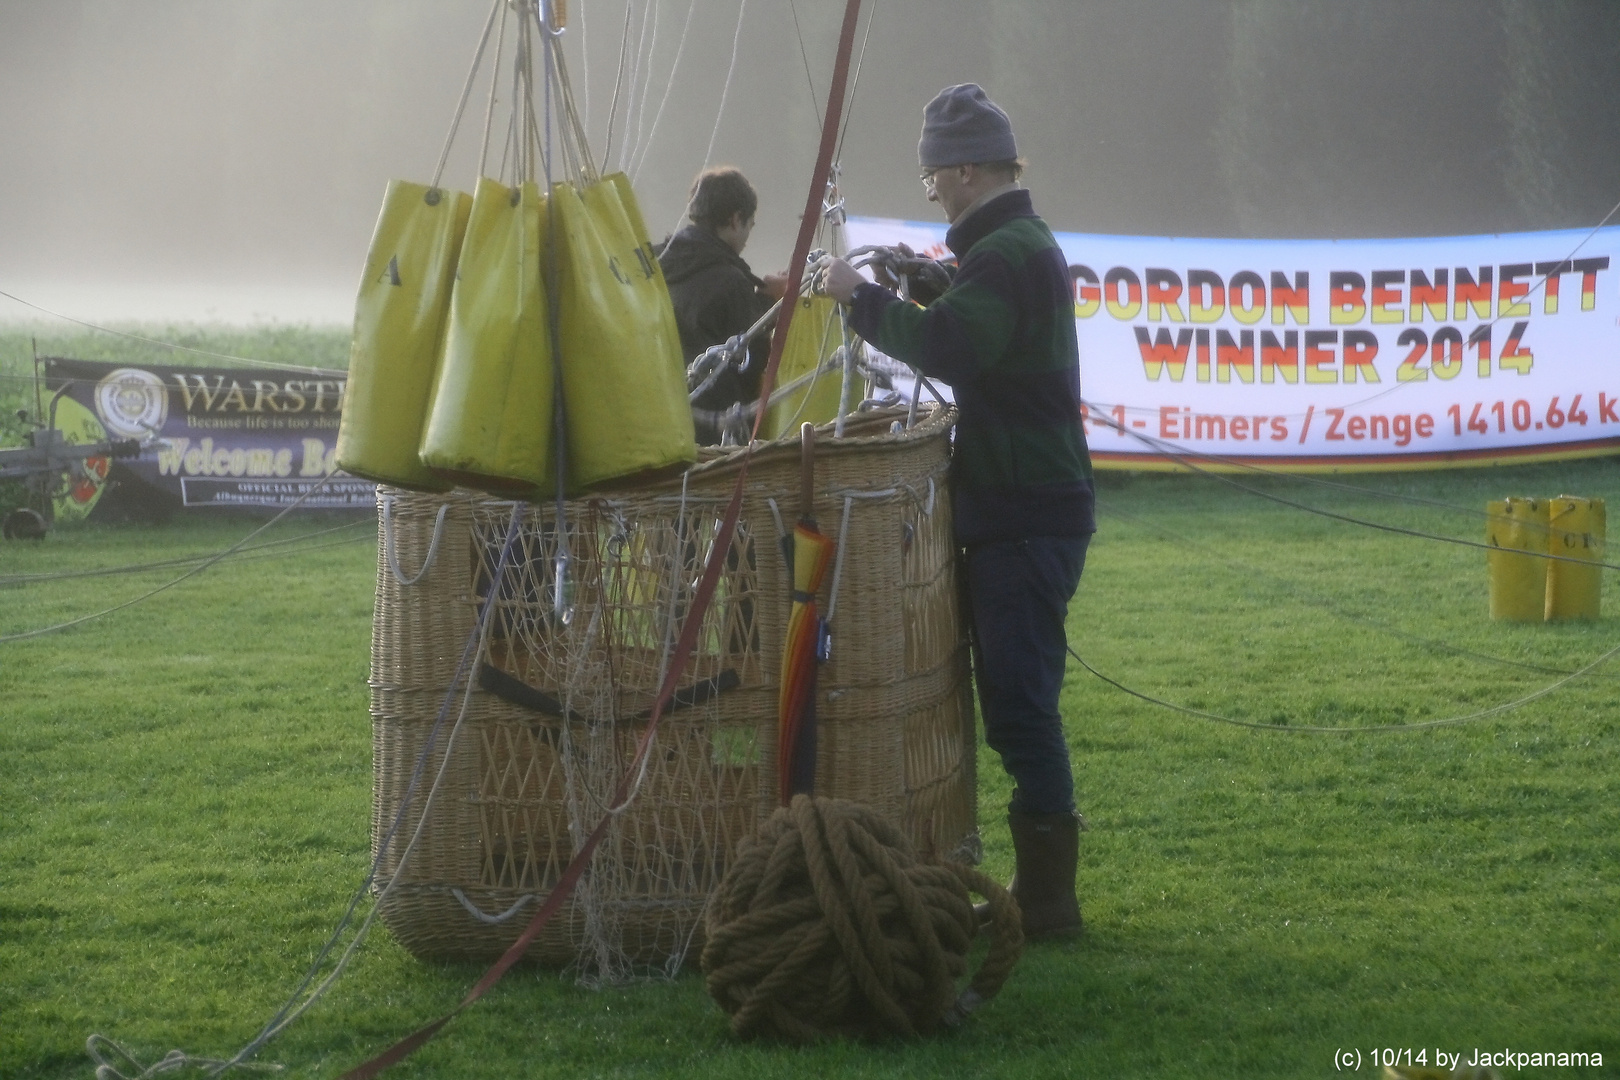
[[966, 534, 1091, 816]]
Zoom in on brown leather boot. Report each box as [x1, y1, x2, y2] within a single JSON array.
[[1006, 808, 1083, 939]]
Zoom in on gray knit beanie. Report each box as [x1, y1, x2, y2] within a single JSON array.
[[917, 83, 1018, 168]]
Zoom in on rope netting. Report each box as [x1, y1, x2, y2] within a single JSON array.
[[375, 489, 768, 983], [370, 403, 971, 986]]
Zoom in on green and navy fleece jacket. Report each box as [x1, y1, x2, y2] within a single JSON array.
[[848, 189, 1095, 545]]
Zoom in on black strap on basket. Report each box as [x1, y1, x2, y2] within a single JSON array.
[[338, 3, 866, 1076]]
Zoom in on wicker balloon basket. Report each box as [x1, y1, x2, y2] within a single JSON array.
[[369, 402, 976, 974]]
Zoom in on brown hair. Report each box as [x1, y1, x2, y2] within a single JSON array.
[[687, 166, 758, 230]]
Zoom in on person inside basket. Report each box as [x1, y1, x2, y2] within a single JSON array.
[[821, 84, 1096, 939], [657, 166, 788, 445]]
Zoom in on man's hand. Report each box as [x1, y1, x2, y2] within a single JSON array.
[[821, 258, 867, 304], [867, 242, 916, 290], [759, 271, 789, 301]]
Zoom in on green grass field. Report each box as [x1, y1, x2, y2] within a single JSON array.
[[3, 328, 1618, 1078]]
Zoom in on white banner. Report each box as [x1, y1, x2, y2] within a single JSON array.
[[845, 217, 1620, 471]]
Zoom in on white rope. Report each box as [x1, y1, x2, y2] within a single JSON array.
[[629, 0, 698, 183], [1, 521, 368, 585], [0, 472, 343, 644], [578, 0, 590, 132], [85, 1035, 281, 1080], [478, 0, 511, 179], [906, 363, 923, 430], [618, 0, 658, 174], [381, 498, 449, 587], [765, 497, 787, 542], [1078, 632, 1620, 734], [598, 0, 635, 175], [612, 0, 646, 173], [225, 609, 490, 1055], [768, 344, 834, 434], [833, 304, 856, 438], [452, 889, 536, 925], [834, 0, 878, 160], [786, 0, 820, 115], [631, 0, 664, 170], [768, 301, 842, 434], [824, 495, 854, 625], [205, 504, 526, 1073], [0, 289, 346, 375], [701, 0, 748, 170], [431, 0, 504, 189]]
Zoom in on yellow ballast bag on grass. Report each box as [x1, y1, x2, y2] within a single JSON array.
[[336, 180, 471, 490], [1486, 497, 1549, 622], [553, 175, 696, 491], [762, 294, 844, 441], [419, 178, 555, 495], [1545, 496, 1605, 621]]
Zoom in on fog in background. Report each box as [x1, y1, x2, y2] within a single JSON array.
[[2, 0, 1618, 325]]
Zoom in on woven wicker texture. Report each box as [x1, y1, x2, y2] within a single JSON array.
[[369, 403, 975, 975]]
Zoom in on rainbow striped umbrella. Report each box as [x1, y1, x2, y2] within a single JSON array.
[[778, 426, 835, 803]]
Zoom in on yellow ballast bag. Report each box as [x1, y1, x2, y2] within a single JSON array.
[[1545, 496, 1605, 620], [553, 175, 696, 491], [336, 180, 471, 490], [763, 295, 844, 441], [1486, 497, 1549, 622], [608, 172, 657, 259], [419, 178, 555, 495]]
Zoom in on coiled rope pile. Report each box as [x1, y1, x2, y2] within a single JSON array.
[[700, 795, 1024, 1042]]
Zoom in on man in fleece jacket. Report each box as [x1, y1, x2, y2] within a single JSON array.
[[822, 83, 1095, 939]]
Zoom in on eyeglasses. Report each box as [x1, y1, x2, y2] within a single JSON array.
[[919, 165, 965, 190]]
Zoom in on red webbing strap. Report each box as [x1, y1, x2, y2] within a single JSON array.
[[750, 0, 864, 441], [339, 5, 863, 1077]]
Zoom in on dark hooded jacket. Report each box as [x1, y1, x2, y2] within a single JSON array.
[[657, 224, 773, 441]]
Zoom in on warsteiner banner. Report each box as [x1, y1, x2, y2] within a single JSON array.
[[42, 356, 374, 517], [844, 218, 1620, 471]]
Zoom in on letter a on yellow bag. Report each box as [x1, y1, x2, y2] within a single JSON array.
[[762, 295, 844, 441], [420, 178, 555, 495], [336, 180, 470, 490], [553, 175, 695, 491]]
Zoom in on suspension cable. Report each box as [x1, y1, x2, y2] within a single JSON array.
[[835, 0, 877, 161], [622, 0, 662, 174], [1084, 407, 1620, 573], [430, 0, 503, 190], [0, 520, 369, 586], [787, 0, 820, 117], [1072, 637, 1620, 734], [628, 0, 697, 183], [1100, 499, 1619, 681], [0, 472, 340, 643], [597, 0, 635, 176], [701, 0, 749, 170], [0, 290, 345, 375], [1088, 404, 1609, 539], [208, 503, 527, 1075]]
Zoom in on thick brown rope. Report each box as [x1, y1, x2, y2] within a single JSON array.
[[701, 796, 1023, 1042]]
